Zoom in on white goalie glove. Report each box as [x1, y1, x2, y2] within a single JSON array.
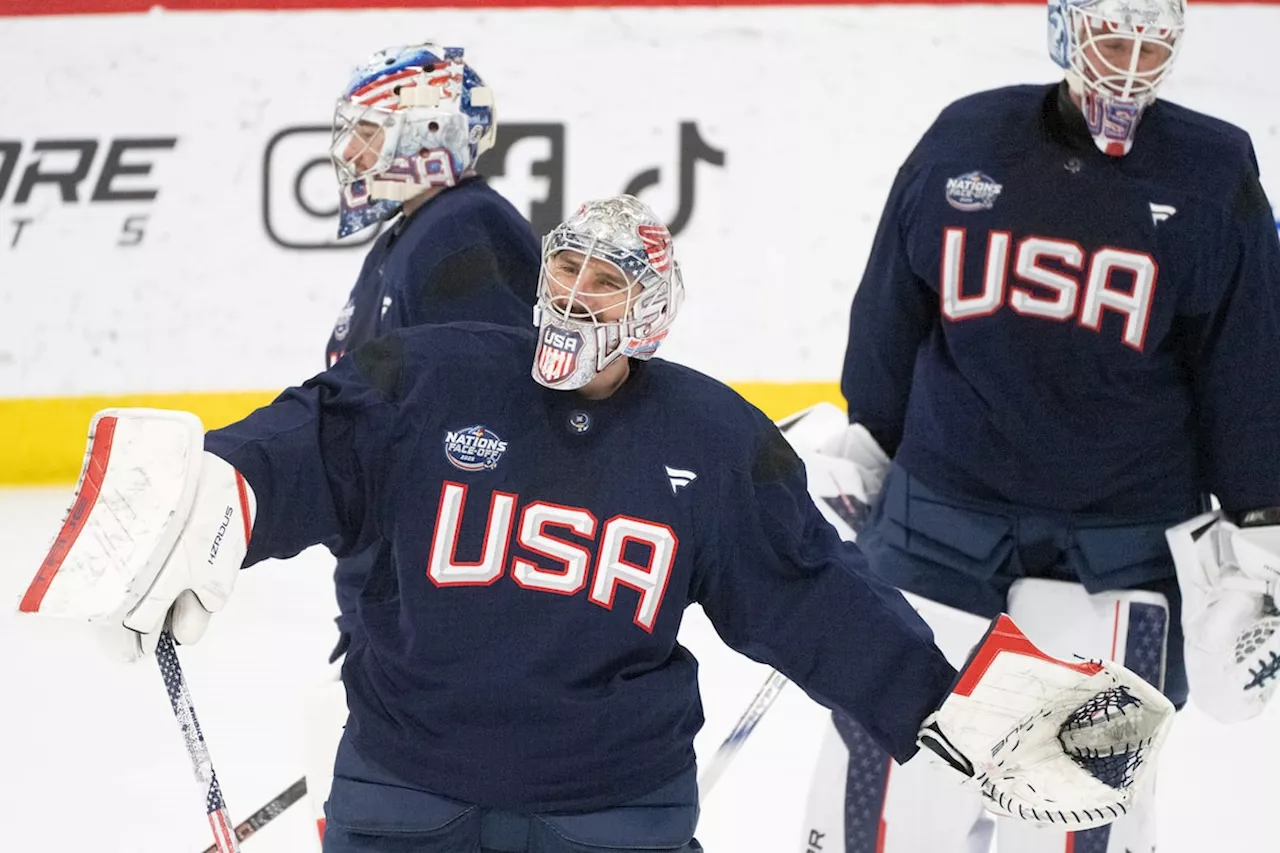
[[17, 408, 257, 660], [919, 614, 1175, 829], [1167, 510, 1280, 722]]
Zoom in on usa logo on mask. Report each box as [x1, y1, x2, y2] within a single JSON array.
[[537, 325, 583, 385]]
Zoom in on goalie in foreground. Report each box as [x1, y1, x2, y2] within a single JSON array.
[[20, 196, 1173, 852]]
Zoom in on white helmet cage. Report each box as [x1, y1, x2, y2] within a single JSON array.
[[1048, 0, 1185, 154], [531, 195, 685, 391]]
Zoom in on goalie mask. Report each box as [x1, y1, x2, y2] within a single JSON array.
[[532, 195, 684, 392], [331, 42, 496, 238], [1048, 0, 1185, 156]]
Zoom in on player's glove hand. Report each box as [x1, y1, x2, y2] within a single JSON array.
[[917, 614, 1174, 829], [1167, 510, 1280, 722], [18, 409, 256, 661]]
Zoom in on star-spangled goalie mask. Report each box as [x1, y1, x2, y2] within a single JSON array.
[[330, 42, 496, 238], [1048, 0, 1185, 156], [532, 196, 685, 392]]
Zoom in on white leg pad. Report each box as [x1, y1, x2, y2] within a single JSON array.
[[305, 672, 350, 847], [797, 592, 993, 853]]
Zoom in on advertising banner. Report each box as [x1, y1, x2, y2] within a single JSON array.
[[2, 2, 1277, 480]]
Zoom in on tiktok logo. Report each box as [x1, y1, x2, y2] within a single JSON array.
[[482, 121, 725, 238], [623, 122, 726, 237]]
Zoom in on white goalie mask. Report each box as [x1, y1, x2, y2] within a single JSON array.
[[1048, 0, 1185, 156], [532, 195, 684, 391]]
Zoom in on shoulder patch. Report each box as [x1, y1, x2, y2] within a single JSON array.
[[1233, 169, 1273, 221], [352, 334, 405, 400], [423, 244, 504, 307], [752, 427, 803, 485]]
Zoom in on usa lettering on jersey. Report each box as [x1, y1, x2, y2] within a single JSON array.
[[425, 482, 677, 632], [940, 228, 1158, 351]]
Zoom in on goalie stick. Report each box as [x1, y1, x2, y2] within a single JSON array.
[[155, 631, 240, 853], [697, 668, 792, 805], [198, 777, 308, 853]]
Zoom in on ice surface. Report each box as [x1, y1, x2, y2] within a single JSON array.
[[2, 487, 1275, 852]]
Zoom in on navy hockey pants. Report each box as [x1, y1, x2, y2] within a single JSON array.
[[855, 462, 1189, 707], [322, 733, 704, 853]]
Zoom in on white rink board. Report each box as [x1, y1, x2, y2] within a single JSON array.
[[1, 5, 1279, 397]]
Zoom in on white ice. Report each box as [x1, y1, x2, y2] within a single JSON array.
[[2, 486, 1275, 852]]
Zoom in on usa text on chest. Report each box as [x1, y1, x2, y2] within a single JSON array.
[[426, 481, 678, 632], [941, 228, 1158, 351]]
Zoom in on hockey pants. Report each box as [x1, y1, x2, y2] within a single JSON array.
[[323, 732, 703, 853]]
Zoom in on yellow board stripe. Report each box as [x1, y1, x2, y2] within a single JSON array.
[[0, 382, 844, 485]]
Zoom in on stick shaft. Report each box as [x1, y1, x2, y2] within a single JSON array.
[[697, 668, 791, 805], [155, 631, 240, 853]]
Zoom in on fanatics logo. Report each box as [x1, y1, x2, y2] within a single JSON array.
[[1149, 203, 1177, 225], [945, 171, 1003, 212], [443, 426, 509, 472], [665, 465, 697, 494], [536, 325, 583, 386]]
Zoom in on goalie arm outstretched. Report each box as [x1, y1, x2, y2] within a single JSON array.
[[205, 340, 401, 566], [19, 337, 401, 657], [695, 412, 1174, 829], [693, 420, 956, 763]]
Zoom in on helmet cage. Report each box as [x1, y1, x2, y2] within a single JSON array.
[[531, 199, 684, 391], [536, 231, 682, 374], [1066, 3, 1182, 103], [1048, 0, 1185, 155], [331, 44, 495, 238]]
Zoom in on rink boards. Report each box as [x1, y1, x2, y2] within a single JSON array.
[[2, 0, 1279, 482]]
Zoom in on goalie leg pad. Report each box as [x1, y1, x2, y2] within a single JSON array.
[[798, 592, 993, 853], [798, 712, 994, 853], [306, 671, 350, 848], [1007, 579, 1169, 691]]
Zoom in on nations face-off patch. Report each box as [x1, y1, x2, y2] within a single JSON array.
[[443, 425, 509, 472]]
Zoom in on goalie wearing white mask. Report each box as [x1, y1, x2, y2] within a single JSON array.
[[1050, 0, 1184, 156], [531, 196, 683, 395], [21, 196, 1174, 853], [803, 0, 1280, 851]]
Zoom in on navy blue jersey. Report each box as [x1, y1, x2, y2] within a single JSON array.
[[843, 83, 1280, 518], [207, 323, 955, 812], [324, 177, 540, 632]]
